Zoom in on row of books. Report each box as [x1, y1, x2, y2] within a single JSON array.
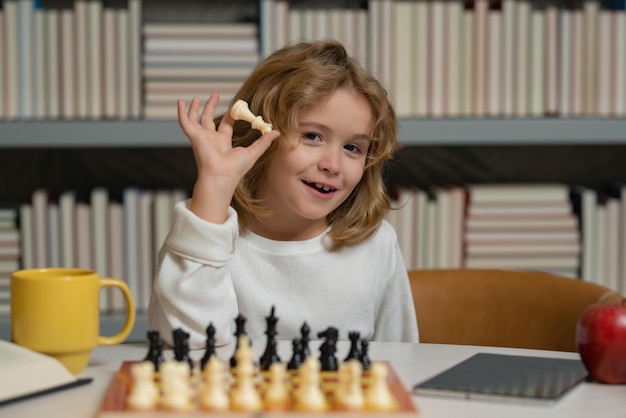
[[3, 187, 189, 316], [142, 22, 260, 120], [385, 183, 626, 295], [0, 207, 20, 314], [0, 0, 142, 121], [364, 0, 626, 118], [4, 0, 626, 122]]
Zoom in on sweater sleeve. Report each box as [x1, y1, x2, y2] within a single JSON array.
[[373, 226, 420, 343], [147, 200, 239, 349]]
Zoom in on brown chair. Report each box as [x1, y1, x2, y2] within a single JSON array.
[[408, 268, 623, 352]]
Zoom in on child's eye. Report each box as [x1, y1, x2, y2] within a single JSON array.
[[344, 143, 362, 154], [303, 132, 321, 142]]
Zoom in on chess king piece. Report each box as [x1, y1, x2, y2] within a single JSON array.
[[260, 306, 281, 370], [230, 99, 273, 134]]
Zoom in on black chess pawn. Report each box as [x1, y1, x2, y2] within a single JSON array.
[[172, 327, 193, 369], [359, 339, 371, 371], [200, 322, 217, 371], [318, 326, 339, 371], [230, 313, 248, 368], [344, 331, 361, 362], [287, 338, 304, 370], [143, 330, 165, 371], [299, 322, 311, 359], [260, 306, 281, 370]]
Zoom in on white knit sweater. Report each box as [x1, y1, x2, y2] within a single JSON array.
[[148, 200, 419, 349]]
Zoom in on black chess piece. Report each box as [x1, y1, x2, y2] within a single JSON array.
[[172, 327, 193, 369], [300, 322, 311, 359], [344, 331, 361, 361], [287, 338, 304, 370], [318, 326, 339, 371], [259, 306, 281, 370], [230, 313, 247, 368], [359, 338, 371, 371], [200, 322, 217, 371], [143, 330, 165, 371]]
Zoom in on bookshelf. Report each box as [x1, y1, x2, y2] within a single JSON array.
[[1, 118, 626, 147], [2, 0, 626, 338]]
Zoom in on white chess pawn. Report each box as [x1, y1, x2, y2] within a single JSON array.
[[334, 359, 364, 410], [199, 356, 230, 411], [160, 360, 193, 411], [126, 361, 159, 411], [230, 335, 262, 412], [263, 362, 290, 411], [230, 99, 273, 134], [364, 362, 397, 411], [294, 355, 328, 412]]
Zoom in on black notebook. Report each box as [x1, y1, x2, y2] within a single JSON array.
[[412, 353, 588, 404]]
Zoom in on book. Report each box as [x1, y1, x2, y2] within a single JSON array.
[[412, 353, 587, 404], [0, 339, 92, 406]]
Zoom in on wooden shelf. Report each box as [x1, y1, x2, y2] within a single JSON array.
[[1, 118, 626, 147]]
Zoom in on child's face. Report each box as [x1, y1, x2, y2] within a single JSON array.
[[256, 87, 373, 238]]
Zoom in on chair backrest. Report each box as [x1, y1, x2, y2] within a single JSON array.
[[408, 269, 624, 352]]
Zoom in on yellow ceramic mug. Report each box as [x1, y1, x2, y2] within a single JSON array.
[[10, 268, 136, 374]]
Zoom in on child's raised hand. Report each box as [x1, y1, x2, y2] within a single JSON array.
[[177, 94, 279, 223]]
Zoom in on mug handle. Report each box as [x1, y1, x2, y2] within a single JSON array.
[[98, 278, 136, 345]]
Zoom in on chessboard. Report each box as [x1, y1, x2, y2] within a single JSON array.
[[98, 360, 419, 417]]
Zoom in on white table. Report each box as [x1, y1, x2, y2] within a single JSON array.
[[2, 341, 625, 418]]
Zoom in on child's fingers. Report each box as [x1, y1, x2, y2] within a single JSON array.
[[199, 93, 219, 128], [187, 97, 201, 122], [245, 130, 280, 161]]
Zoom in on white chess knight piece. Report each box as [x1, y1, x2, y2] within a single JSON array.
[[230, 99, 273, 134], [126, 361, 159, 411], [199, 356, 230, 411]]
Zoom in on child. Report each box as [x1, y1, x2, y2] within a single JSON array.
[[148, 40, 419, 349]]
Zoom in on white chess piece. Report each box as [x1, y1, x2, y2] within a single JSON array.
[[364, 362, 397, 411], [334, 359, 364, 410], [294, 355, 328, 412], [199, 356, 230, 411], [230, 99, 273, 134], [263, 362, 290, 410], [126, 361, 159, 411], [230, 335, 262, 412], [160, 360, 193, 411]]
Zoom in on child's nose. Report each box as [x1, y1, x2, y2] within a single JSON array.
[[318, 148, 341, 174]]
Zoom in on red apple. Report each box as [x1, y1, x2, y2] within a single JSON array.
[[576, 300, 626, 384]]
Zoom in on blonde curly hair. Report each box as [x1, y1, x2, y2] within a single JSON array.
[[218, 40, 399, 251]]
